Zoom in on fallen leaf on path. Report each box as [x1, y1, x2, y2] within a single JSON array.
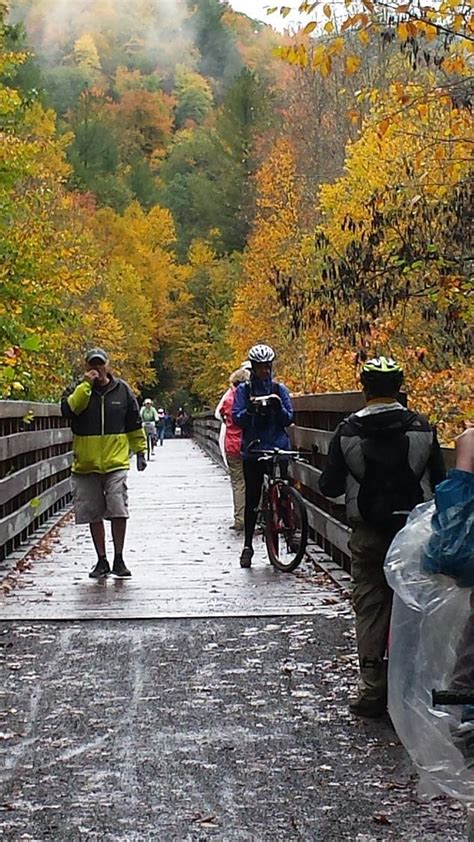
[[372, 813, 392, 825]]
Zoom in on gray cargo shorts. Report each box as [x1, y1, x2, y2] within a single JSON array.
[[71, 471, 129, 524]]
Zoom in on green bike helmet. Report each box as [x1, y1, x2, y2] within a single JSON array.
[[360, 356, 403, 392]]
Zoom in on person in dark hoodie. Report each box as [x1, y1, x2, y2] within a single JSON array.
[[232, 344, 293, 568], [319, 356, 445, 718]]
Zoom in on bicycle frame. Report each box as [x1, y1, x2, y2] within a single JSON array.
[[255, 449, 308, 545], [256, 450, 303, 507]]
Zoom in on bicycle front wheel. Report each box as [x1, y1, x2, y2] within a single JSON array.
[[265, 482, 308, 572]]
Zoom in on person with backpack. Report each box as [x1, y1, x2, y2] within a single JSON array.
[[232, 344, 293, 568], [319, 356, 445, 718]]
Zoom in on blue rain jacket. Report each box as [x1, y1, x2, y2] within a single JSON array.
[[422, 469, 474, 587], [232, 376, 293, 458]]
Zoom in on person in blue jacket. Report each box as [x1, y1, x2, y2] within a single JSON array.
[[232, 343, 293, 568]]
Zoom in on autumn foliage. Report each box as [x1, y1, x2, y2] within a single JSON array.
[[1, 0, 472, 438]]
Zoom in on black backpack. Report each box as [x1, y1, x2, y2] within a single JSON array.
[[357, 430, 423, 528]]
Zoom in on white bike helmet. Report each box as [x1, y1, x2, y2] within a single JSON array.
[[248, 344, 275, 364]]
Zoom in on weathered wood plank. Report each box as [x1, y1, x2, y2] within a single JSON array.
[[291, 392, 365, 414], [304, 499, 351, 557], [291, 392, 407, 414], [0, 400, 63, 419], [0, 477, 71, 547], [290, 426, 333, 455], [0, 428, 72, 461], [289, 460, 346, 505], [290, 459, 322, 489], [0, 453, 73, 505]]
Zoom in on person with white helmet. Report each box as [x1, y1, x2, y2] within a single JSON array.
[[232, 344, 294, 568], [140, 398, 159, 455]]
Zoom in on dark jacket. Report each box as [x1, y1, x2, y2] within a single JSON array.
[[61, 375, 145, 474], [232, 376, 293, 458], [319, 401, 446, 524]]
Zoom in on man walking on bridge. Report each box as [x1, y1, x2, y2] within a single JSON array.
[[61, 348, 147, 579], [319, 357, 445, 718]]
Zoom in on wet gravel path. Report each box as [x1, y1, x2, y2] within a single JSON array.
[[1, 616, 466, 841]]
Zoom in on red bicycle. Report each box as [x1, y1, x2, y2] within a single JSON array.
[[256, 449, 309, 572]]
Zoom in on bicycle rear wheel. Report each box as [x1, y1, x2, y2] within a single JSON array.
[[146, 432, 152, 460], [265, 482, 308, 572]]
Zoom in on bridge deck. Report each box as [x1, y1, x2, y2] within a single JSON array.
[[0, 440, 348, 621]]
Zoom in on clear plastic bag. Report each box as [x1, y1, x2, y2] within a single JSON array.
[[385, 500, 474, 803]]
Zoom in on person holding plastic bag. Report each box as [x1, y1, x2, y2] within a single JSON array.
[[385, 427, 474, 804]]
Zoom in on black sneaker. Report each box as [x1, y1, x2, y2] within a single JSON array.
[[240, 547, 254, 568], [89, 557, 110, 579], [112, 558, 132, 578]]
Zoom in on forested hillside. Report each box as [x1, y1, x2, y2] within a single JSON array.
[[1, 0, 472, 436]]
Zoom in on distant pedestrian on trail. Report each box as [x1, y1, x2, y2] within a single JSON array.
[[156, 408, 166, 446], [319, 356, 445, 718], [164, 412, 174, 438], [61, 348, 147, 579], [233, 344, 293, 568], [215, 366, 251, 532], [176, 407, 189, 437], [140, 398, 159, 455]]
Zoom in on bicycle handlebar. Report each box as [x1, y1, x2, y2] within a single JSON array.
[[432, 689, 474, 706], [256, 449, 307, 462]]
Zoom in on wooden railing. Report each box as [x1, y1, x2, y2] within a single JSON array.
[[0, 401, 73, 562], [192, 392, 454, 573], [192, 414, 223, 465]]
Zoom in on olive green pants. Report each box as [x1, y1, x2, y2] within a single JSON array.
[[349, 523, 398, 700], [227, 455, 245, 530]]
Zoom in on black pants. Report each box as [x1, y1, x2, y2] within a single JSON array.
[[243, 459, 288, 549], [243, 460, 266, 548]]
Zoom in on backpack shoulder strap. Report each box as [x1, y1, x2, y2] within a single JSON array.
[[272, 381, 283, 398]]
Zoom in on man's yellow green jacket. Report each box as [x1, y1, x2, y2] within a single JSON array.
[[61, 376, 146, 474]]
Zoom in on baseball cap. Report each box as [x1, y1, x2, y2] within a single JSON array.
[[85, 348, 108, 364]]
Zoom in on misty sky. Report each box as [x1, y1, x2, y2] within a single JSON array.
[[228, 0, 305, 30]]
